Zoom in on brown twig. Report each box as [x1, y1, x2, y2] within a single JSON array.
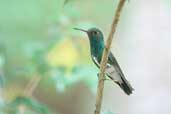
[[94, 0, 126, 114], [19, 73, 41, 114], [24, 74, 41, 97]]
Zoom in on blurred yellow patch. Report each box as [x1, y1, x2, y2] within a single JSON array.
[[47, 38, 79, 69]]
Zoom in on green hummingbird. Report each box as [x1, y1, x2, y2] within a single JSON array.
[[74, 27, 134, 95]]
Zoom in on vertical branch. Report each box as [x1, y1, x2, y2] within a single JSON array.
[[94, 0, 126, 114]]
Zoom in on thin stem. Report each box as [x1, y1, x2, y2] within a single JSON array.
[[19, 73, 41, 114], [24, 74, 41, 97], [94, 0, 126, 114]]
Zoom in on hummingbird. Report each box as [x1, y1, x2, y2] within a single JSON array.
[[74, 27, 134, 95]]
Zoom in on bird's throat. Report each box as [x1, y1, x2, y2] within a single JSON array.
[[90, 40, 104, 62]]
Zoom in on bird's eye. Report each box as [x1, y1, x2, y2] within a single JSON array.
[[92, 31, 98, 35]]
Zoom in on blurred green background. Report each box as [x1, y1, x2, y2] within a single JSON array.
[[0, 0, 171, 114]]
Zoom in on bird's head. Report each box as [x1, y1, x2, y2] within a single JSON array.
[[74, 27, 104, 43], [74, 27, 105, 55]]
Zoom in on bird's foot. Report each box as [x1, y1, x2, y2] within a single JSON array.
[[97, 73, 109, 81]]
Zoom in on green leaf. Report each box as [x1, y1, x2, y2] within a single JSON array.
[[0, 74, 5, 88], [50, 65, 98, 93], [6, 96, 52, 114]]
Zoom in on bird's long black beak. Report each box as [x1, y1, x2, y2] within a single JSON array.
[[73, 28, 88, 33]]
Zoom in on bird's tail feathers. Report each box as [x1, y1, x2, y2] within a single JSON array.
[[116, 76, 134, 95]]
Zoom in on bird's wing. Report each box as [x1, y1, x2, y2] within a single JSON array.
[[108, 52, 133, 89], [92, 52, 134, 95], [107, 52, 127, 82], [107, 52, 134, 95]]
